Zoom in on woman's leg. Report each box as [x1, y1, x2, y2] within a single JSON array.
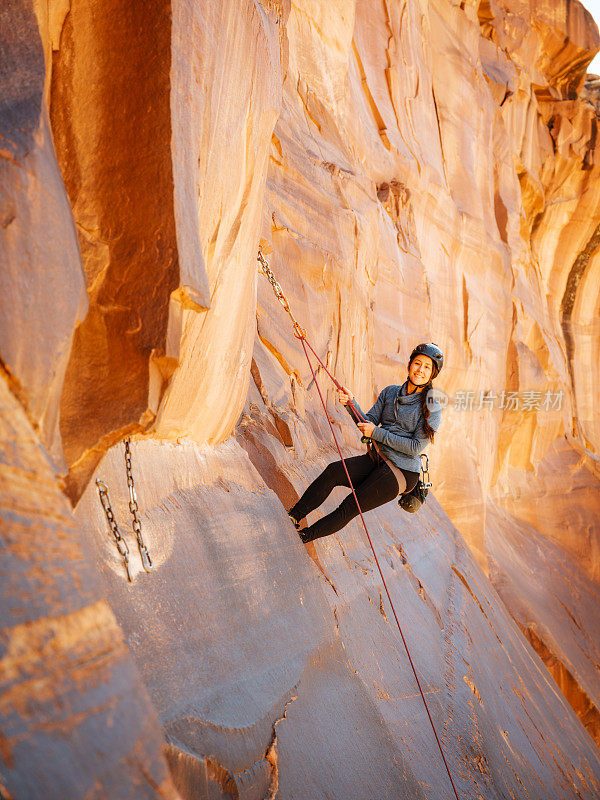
[[401, 469, 420, 494], [288, 454, 375, 523], [301, 462, 400, 542]]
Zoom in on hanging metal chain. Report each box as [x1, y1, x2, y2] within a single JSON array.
[[258, 248, 386, 461], [96, 480, 133, 582], [124, 437, 154, 572], [257, 250, 307, 340]]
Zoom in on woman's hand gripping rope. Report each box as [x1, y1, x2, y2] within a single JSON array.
[[337, 387, 375, 440]]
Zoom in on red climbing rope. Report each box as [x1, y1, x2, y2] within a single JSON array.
[[258, 251, 461, 800]]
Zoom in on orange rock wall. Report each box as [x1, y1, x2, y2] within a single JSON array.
[[1, 0, 600, 798], [49, 0, 180, 495], [0, 369, 179, 797]]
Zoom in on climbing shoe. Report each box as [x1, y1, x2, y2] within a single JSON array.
[[289, 510, 311, 543], [288, 510, 301, 530], [298, 528, 311, 544]]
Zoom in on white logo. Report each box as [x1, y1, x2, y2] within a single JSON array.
[[427, 387, 448, 409]]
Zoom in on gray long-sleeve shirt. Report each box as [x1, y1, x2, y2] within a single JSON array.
[[345, 381, 443, 473]]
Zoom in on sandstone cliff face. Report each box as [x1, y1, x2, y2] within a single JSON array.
[[1, 0, 600, 798], [0, 377, 179, 797]]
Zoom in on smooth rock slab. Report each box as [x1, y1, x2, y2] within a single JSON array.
[[0, 377, 179, 800]]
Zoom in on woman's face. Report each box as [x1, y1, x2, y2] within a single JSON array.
[[408, 355, 433, 386]]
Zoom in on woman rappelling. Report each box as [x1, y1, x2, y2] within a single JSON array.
[[288, 342, 444, 543], [258, 254, 459, 796]]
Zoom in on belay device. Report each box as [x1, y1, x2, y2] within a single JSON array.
[[398, 453, 433, 513]]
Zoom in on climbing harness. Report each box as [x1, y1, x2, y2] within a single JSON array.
[[257, 249, 461, 800], [95, 437, 154, 581], [398, 453, 433, 513]]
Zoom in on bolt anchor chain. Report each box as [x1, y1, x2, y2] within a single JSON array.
[[124, 438, 154, 572], [257, 250, 307, 340], [96, 436, 154, 581], [96, 480, 133, 582]]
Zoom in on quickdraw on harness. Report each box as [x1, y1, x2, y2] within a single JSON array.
[[96, 437, 154, 581], [257, 249, 460, 800]]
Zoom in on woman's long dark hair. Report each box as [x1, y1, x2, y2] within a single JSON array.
[[420, 380, 436, 443]]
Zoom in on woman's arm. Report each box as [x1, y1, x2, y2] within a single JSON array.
[[344, 388, 387, 426], [370, 407, 442, 455]]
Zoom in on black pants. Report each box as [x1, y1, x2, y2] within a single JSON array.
[[289, 453, 411, 543]]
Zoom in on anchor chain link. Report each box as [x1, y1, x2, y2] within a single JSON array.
[[96, 480, 133, 582], [258, 248, 382, 459], [95, 437, 154, 582], [257, 250, 307, 340], [124, 437, 154, 572]]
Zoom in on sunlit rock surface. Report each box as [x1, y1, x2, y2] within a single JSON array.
[[1, 0, 600, 797], [74, 433, 600, 799], [0, 376, 180, 799], [0, 0, 88, 469]]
